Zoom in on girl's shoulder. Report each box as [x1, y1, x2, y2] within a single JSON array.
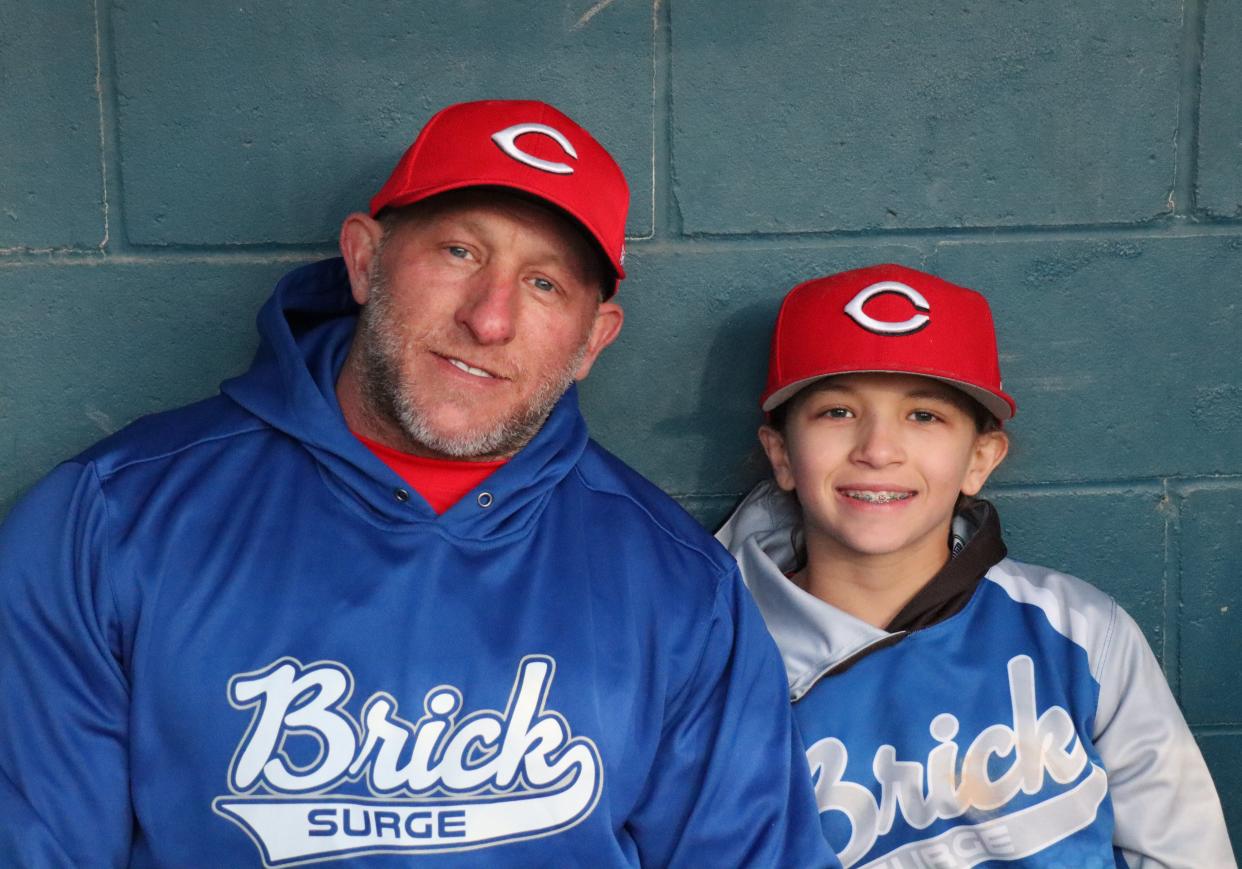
[[980, 557, 1142, 683]]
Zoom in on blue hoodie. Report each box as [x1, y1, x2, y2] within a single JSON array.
[[0, 259, 837, 869]]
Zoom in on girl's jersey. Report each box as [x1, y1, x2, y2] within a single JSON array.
[[718, 480, 1236, 869]]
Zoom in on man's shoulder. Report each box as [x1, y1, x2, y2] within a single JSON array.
[[76, 393, 268, 481], [572, 440, 735, 577]]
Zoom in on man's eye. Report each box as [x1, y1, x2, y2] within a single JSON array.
[[446, 246, 470, 259], [532, 277, 556, 293]]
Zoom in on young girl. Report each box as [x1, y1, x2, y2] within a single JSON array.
[[717, 264, 1235, 869]]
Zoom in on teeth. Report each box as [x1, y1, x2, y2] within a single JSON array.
[[448, 358, 493, 378], [844, 490, 912, 504]]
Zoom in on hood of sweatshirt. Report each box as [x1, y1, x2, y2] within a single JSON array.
[[717, 479, 1006, 700]]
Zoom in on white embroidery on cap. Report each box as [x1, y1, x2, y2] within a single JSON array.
[[843, 281, 931, 335], [491, 123, 578, 175]]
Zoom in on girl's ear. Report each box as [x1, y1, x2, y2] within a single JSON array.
[[759, 425, 797, 492], [961, 430, 1010, 497]]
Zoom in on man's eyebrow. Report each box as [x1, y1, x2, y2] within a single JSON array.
[[441, 216, 577, 266], [437, 214, 487, 237]]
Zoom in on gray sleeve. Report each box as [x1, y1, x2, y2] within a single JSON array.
[[1093, 603, 1237, 869]]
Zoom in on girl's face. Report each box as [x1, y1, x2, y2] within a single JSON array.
[[760, 373, 1008, 573]]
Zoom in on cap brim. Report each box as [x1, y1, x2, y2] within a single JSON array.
[[373, 179, 626, 281], [762, 370, 1015, 421]]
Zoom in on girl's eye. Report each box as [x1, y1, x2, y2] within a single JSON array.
[[910, 410, 939, 423], [820, 406, 853, 419]]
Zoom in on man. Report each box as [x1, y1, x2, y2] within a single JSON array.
[[0, 100, 836, 868]]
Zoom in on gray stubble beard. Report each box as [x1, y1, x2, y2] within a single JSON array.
[[355, 257, 589, 460]]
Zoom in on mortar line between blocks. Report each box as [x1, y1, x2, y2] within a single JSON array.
[[0, 249, 335, 269], [92, 0, 110, 251], [12, 217, 1242, 263], [1172, 0, 1206, 215], [639, 0, 659, 241], [679, 217, 1242, 245], [93, 0, 128, 254], [1163, 478, 1182, 696], [12, 220, 1242, 264], [669, 475, 1242, 502], [651, 0, 679, 241]]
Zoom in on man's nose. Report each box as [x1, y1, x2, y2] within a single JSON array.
[[457, 268, 519, 345]]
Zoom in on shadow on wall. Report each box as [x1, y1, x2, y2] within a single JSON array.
[[653, 298, 778, 526]]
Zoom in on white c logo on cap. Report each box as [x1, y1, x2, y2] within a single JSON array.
[[491, 123, 578, 175], [843, 281, 931, 335]]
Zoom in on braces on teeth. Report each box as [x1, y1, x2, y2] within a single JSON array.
[[845, 491, 912, 504]]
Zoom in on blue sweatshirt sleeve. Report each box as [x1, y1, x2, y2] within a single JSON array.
[[0, 462, 133, 868], [626, 566, 840, 869]]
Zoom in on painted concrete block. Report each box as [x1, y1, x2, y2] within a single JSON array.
[[670, 0, 1180, 234], [0, 0, 104, 249], [112, 2, 653, 246], [579, 242, 924, 497], [930, 235, 1242, 484], [988, 487, 1167, 658], [1199, 0, 1242, 216], [0, 258, 294, 517], [1196, 733, 1242, 853], [1177, 484, 1242, 726]]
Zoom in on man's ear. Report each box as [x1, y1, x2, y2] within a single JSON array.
[[961, 430, 1010, 497], [758, 425, 797, 492], [573, 301, 625, 381], [339, 213, 385, 305]]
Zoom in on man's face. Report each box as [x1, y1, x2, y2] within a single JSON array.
[[347, 191, 621, 460]]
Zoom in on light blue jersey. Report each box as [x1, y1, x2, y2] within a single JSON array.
[[719, 480, 1235, 869]]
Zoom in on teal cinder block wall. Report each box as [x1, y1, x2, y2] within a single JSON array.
[[2, 0, 1239, 848]]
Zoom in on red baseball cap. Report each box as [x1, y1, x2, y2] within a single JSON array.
[[762, 264, 1016, 420], [371, 100, 629, 293]]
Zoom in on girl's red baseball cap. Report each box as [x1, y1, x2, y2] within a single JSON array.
[[762, 263, 1016, 421]]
